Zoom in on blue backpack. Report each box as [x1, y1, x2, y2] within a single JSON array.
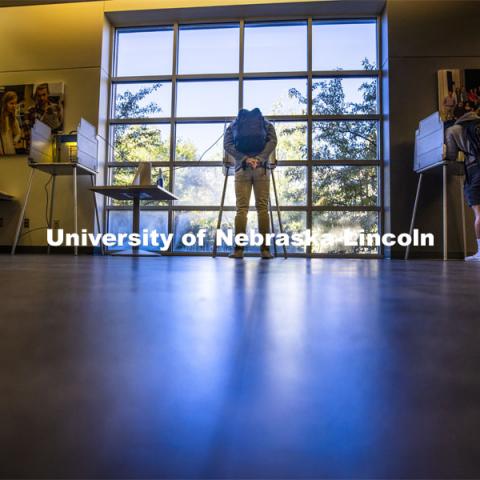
[[232, 108, 267, 156]]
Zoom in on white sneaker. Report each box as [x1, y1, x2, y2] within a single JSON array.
[[465, 253, 480, 262]]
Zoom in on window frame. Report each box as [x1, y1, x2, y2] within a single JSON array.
[[108, 17, 383, 258]]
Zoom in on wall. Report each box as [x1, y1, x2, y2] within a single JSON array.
[[0, 1, 106, 249], [104, 0, 385, 25], [0, 0, 385, 251], [106, 0, 320, 9], [383, 0, 480, 258], [3, 0, 477, 257]]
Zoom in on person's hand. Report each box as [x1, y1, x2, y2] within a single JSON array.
[[246, 157, 259, 169]]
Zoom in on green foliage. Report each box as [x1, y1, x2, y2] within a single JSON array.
[[113, 83, 196, 164], [312, 165, 377, 207], [113, 125, 170, 163], [288, 58, 377, 161], [115, 83, 163, 119], [278, 58, 379, 252], [110, 63, 379, 254], [175, 138, 198, 161]]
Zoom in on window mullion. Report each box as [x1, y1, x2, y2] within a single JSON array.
[[239, 19, 245, 111], [306, 17, 313, 258], [110, 19, 382, 257], [168, 23, 179, 253]]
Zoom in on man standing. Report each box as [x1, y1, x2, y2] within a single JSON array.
[[443, 90, 457, 120], [445, 109, 480, 261], [224, 108, 277, 259]]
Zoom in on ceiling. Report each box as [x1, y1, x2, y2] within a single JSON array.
[[0, 0, 386, 15], [0, 0, 103, 6]]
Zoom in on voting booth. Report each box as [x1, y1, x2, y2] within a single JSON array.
[[414, 112, 446, 173], [406, 112, 467, 260], [29, 118, 98, 171], [11, 119, 101, 255]]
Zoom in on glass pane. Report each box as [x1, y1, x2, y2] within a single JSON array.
[[174, 166, 236, 206], [244, 22, 307, 72], [173, 211, 305, 254], [243, 79, 307, 115], [220, 211, 307, 254], [178, 24, 240, 74], [173, 165, 306, 208], [312, 121, 377, 160], [273, 122, 307, 160], [174, 210, 230, 253], [175, 123, 226, 161], [108, 210, 169, 251], [313, 77, 377, 114], [110, 167, 170, 206], [116, 29, 173, 76], [272, 166, 307, 206], [176, 81, 238, 117], [312, 21, 377, 71], [313, 166, 377, 206], [273, 211, 307, 254], [175, 166, 266, 207], [312, 211, 378, 254], [113, 83, 172, 119], [112, 124, 170, 162]]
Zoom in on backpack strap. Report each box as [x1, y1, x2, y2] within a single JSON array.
[[457, 119, 480, 168], [465, 120, 480, 168]]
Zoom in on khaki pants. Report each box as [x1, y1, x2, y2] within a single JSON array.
[[234, 167, 270, 248]]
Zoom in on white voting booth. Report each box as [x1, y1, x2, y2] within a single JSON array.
[[413, 112, 446, 173], [406, 112, 467, 260], [12, 119, 101, 255]]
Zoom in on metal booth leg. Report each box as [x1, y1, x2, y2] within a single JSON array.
[[270, 169, 288, 259], [11, 168, 35, 255], [73, 165, 78, 256], [90, 174, 104, 255], [47, 174, 56, 255], [405, 173, 423, 260], [213, 166, 229, 258], [443, 164, 448, 261], [268, 197, 278, 257]]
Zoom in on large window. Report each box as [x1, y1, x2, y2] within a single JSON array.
[[109, 19, 381, 256]]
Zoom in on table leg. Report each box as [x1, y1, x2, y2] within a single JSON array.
[[132, 196, 140, 254], [11, 168, 35, 255], [109, 194, 159, 257]]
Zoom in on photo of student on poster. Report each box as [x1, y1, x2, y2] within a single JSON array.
[[438, 69, 480, 124], [0, 82, 64, 156]]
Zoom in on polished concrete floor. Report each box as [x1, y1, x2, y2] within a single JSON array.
[[1, 255, 480, 479]]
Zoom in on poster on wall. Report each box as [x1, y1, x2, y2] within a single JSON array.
[[438, 69, 480, 125], [0, 82, 64, 156]]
